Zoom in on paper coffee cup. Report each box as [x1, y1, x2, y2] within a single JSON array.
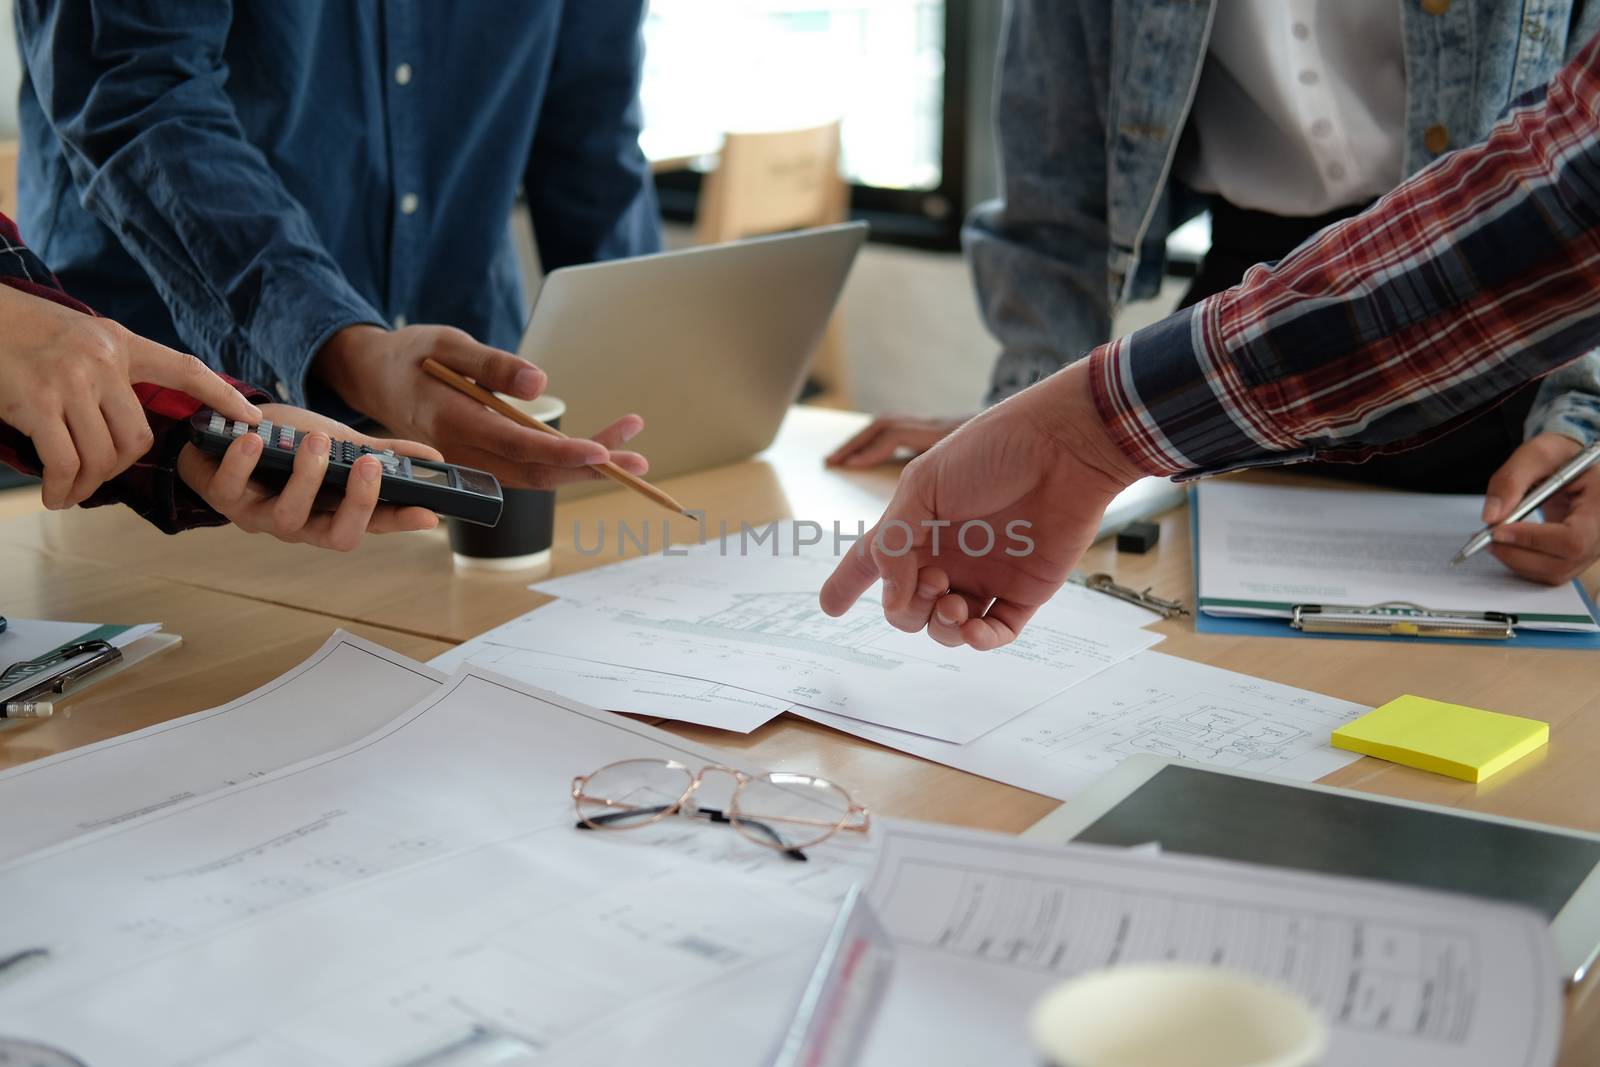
[[448, 395, 565, 575], [1030, 964, 1327, 1067]]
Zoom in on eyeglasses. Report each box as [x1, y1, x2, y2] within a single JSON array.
[[571, 758, 870, 861]]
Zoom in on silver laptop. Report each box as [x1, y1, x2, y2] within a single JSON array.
[[522, 223, 868, 485]]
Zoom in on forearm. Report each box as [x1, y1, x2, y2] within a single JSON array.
[[1091, 33, 1600, 479]]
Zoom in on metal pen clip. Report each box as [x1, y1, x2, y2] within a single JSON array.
[[1291, 601, 1516, 640], [1070, 572, 1190, 619]]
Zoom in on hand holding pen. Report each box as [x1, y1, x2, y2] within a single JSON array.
[[1455, 435, 1600, 583]]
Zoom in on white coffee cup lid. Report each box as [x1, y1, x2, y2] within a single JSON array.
[[452, 548, 553, 576], [1030, 964, 1328, 1067], [505, 394, 565, 422]]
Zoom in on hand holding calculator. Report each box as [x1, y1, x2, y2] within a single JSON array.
[[188, 409, 503, 527]]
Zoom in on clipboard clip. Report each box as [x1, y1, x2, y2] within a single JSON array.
[[1290, 601, 1516, 640], [0, 639, 124, 705], [1071, 573, 1190, 619]]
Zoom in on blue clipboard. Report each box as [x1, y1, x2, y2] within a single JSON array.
[[1189, 489, 1600, 649]]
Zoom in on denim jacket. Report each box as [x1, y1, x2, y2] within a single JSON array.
[[968, 0, 1600, 447]]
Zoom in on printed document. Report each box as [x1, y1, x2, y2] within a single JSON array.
[[1197, 482, 1598, 630], [0, 632, 443, 863], [799, 651, 1366, 800], [857, 821, 1561, 1067], [430, 642, 788, 732], [466, 544, 1162, 743], [0, 666, 871, 1067]]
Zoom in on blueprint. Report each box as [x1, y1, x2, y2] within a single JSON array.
[[799, 652, 1367, 800], [476, 551, 1164, 743], [438, 547, 1165, 735], [857, 822, 1560, 1067], [0, 667, 873, 1067]]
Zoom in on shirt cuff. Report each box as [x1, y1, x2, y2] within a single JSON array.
[[244, 262, 388, 417], [82, 378, 275, 534], [1089, 301, 1328, 481], [1526, 390, 1600, 448]]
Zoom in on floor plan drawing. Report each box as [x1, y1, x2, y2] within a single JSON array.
[[799, 652, 1369, 801], [473, 548, 1165, 743]]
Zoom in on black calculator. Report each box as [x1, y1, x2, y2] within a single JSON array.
[[189, 410, 503, 526]]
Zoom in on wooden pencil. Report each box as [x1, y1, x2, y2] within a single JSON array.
[[421, 358, 692, 518]]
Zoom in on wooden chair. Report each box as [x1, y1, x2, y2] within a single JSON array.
[[0, 139, 18, 220], [693, 121, 852, 403]]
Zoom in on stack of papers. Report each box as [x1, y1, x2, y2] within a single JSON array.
[[0, 661, 872, 1066], [436, 541, 1165, 740], [439, 540, 1371, 804], [0, 641, 1560, 1066]]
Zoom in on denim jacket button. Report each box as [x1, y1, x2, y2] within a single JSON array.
[[1424, 124, 1450, 155], [1421, 0, 1450, 14]]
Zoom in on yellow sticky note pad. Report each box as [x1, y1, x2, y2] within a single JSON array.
[[1331, 695, 1548, 783]]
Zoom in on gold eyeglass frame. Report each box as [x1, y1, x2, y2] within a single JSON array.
[[571, 758, 870, 856]]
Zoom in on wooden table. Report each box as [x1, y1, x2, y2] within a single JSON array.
[[3, 405, 1598, 1060], [0, 543, 451, 770]]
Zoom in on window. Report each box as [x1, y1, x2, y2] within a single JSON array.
[[642, 0, 974, 249]]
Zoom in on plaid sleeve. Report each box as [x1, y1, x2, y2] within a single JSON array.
[[0, 213, 271, 533], [1090, 31, 1600, 480]]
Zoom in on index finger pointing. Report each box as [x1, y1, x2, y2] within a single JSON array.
[[820, 528, 882, 617], [125, 335, 262, 423]]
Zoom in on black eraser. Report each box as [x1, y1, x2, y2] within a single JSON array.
[[1116, 520, 1160, 554]]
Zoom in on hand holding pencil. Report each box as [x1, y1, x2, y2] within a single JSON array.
[[422, 358, 692, 517]]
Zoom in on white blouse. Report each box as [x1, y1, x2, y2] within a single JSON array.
[[1181, 0, 1408, 217]]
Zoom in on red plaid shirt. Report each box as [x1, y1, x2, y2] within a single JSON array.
[[0, 213, 270, 532], [1091, 30, 1600, 479]]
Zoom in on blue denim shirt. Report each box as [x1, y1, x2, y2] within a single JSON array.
[[13, 0, 661, 412], [969, 0, 1600, 448]]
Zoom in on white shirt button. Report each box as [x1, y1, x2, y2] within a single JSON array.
[[399, 193, 420, 216], [394, 314, 408, 329], [1326, 162, 1347, 181], [394, 62, 413, 86], [1298, 70, 1320, 86], [1292, 22, 1310, 40], [274, 379, 291, 401], [1310, 118, 1333, 137]]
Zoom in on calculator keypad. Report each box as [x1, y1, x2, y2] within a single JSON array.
[[208, 415, 419, 481]]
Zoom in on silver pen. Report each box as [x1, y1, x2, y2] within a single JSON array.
[[1453, 440, 1600, 564]]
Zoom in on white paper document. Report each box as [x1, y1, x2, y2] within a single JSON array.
[[0, 665, 872, 1067], [536, 558, 1167, 631], [431, 641, 788, 732], [466, 553, 1162, 735], [485, 545, 1163, 743], [1197, 481, 1598, 630], [799, 651, 1367, 800], [0, 631, 444, 863], [857, 821, 1562, 1067]]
